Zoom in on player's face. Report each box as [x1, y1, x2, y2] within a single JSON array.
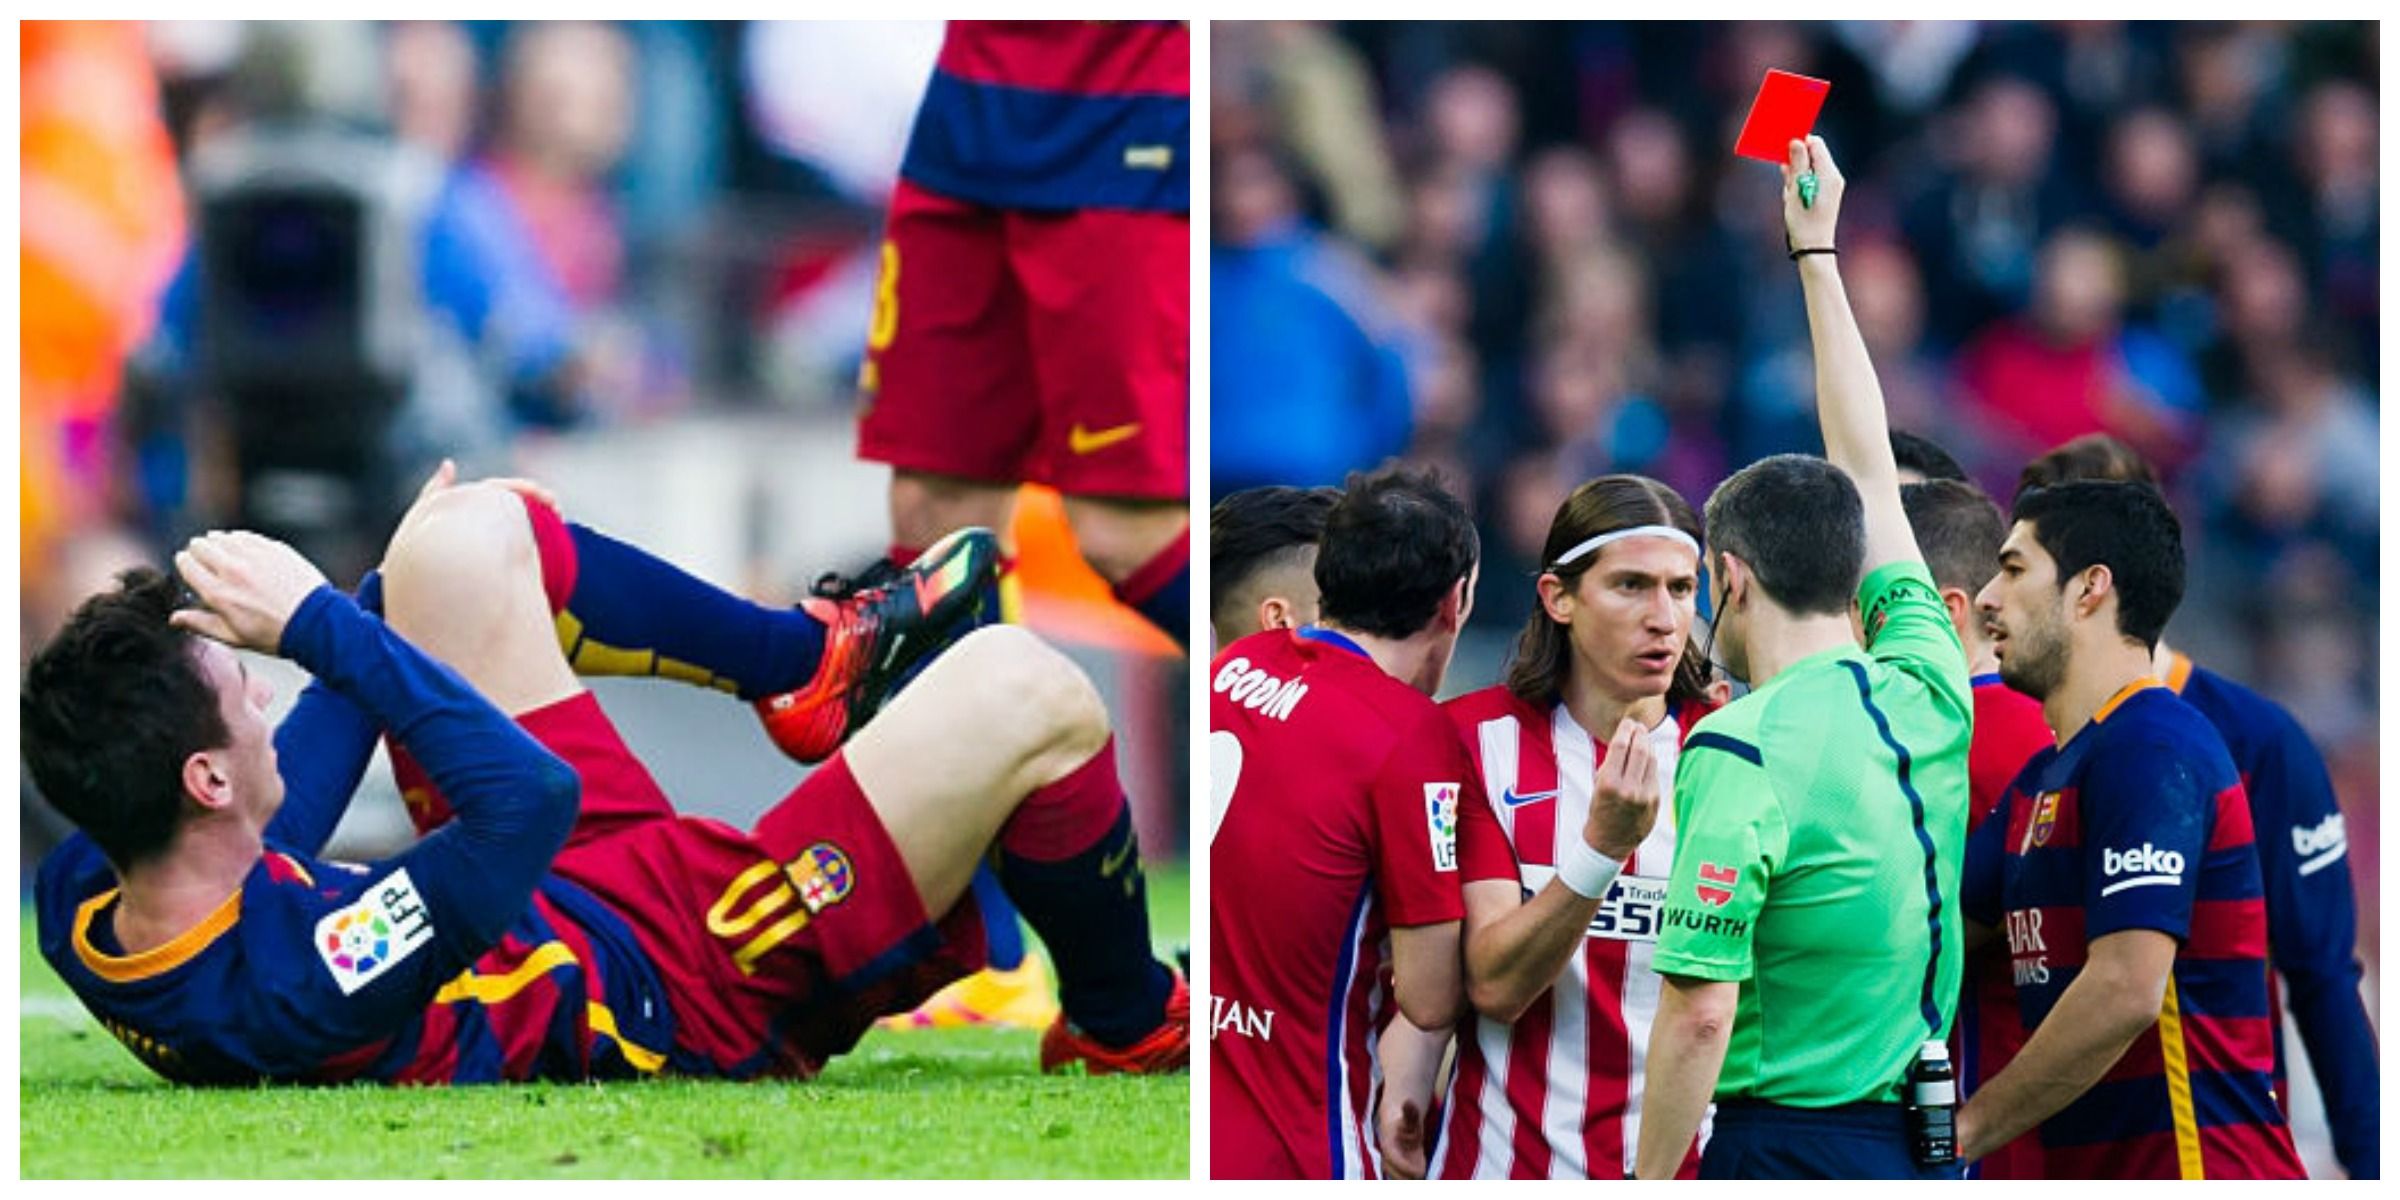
[[1978, 523, 2070, 700], [195, 640, 285, 824], [1561, 536, 1700, 701]]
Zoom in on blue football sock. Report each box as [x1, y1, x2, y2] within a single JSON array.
[[555, 523, 826, 700], [970, 866, 1027, 971]]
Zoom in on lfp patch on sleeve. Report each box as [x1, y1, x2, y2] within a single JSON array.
[[1425, 783, 1460, 873], [315, 867, 436, 995]]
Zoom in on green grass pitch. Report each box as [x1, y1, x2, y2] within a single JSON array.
[[18, 867, 1189, 1178]]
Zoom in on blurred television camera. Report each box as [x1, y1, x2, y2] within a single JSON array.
[[187, 120, 444, 580]]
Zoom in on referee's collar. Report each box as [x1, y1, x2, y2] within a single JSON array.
[[1749, 642, 1866, 695]]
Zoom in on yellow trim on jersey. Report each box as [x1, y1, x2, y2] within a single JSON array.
[[2165, 651, 2195, 695], [554, 611, 734, 693], [434, 941, 579, 1005], [2092, 676, 2166, 725], [432, 941, 668, 1074], [72, 886, 242, 983], [585, 1001, 666, 1073], [2157, 975, 2206, 1179]]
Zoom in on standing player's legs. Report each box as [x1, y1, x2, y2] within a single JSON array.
[[838, 625, 1182, 1063], [857, 181, 1052, 1009], [862, 179, 1040, 603], [1013, 204, 1191, 648]]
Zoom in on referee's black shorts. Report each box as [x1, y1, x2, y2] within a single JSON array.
[[1701, 1099, 1965, 1180]]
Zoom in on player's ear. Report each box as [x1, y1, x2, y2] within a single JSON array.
[[1439, 574, 1471, 632], [1536, 572, 1574, 624], [1939, 586, 1974, 638], [2075, 564, 2114, 619], [181, 749, 235, 813], [1258, 595, 1295, 631]]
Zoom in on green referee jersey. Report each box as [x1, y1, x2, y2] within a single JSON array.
[[1655, 560, 1973, 1106]]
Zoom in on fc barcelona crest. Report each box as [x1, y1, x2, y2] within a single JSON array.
[[789, 842, 855, 914], [2029, 793, 2060, 849]]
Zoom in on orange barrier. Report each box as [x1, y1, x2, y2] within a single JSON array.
[[21, 20, 186, 584], [1007, 483, 1180, 658]]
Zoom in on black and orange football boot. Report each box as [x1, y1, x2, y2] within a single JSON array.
[[753, 526, 1000, 764]]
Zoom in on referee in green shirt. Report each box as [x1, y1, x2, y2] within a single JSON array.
[[1632, 136, 1972, 1180]]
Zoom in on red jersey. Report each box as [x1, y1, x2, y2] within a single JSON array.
[[1207, 628, 1484, 1179], [1958, 674, 2055, 1178], [1429, 687, 1711, 1180]]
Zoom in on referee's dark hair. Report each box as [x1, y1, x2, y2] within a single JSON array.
[[21, 568, 232, 870], [1316, 464, 1479, 640], [1211, 485, 1339, 637], [2014, 433, 2157, 500], [1901, 479, 2007, 596], [1704, 454, 1864, 617], [1890, 430, 1969, 484], [2013, 481, 2186, 651]]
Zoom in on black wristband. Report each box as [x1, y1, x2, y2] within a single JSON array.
[[1789, 246, 1838, 261]]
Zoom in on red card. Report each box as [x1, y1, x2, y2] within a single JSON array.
[[1733, 69, 1831, 163]]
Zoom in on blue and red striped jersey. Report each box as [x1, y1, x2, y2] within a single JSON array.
[[37, 839, 672, 1084], [2165, 653, 2378, 1179], [899, 20, 1188, 213], [1961, 679, 2305, 1179]]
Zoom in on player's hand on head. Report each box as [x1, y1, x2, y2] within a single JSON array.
[[1585, 717, 1661, 861], [1781, 134, 1845, 251], [170, 530, 330, 653]]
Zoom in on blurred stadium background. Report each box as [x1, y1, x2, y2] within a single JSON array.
[[1210, 19, 2375, 1174], [20, 20, 1186, 922]]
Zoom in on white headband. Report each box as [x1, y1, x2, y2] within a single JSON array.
[[1551, 524, 1700, 569]]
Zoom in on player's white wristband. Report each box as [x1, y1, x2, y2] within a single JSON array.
[[1558, 836, 1627, 900]]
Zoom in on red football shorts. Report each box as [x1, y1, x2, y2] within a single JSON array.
[[514, 693, 986, 1079], [856, 178, 1188, 500]]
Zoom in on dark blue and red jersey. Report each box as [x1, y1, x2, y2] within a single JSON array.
[[1956, 674, 2055, 1178], [35, 584, 675, 1085], [2167, 652, 2378, 1179], [1961, 680, 2304, 1179], [899, 20, 1188, 214]]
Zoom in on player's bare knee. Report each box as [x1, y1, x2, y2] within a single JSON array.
[[944, 625, 1109, 777], [384, 483, 538, 593]]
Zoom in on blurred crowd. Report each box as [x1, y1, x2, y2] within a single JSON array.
[[1210, 21, 2379, 748], [23, 19, 941, 631]]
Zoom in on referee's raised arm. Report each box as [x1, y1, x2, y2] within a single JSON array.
[[1782, 135, 1923, 576]]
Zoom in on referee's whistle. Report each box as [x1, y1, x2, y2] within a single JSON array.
[[1797, 172, 1819, 209]]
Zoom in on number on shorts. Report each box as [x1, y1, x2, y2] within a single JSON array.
[[866, 239, 902, 352], [706, 859, 810, 975]]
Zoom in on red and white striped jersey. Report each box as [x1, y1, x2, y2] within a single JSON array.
[[1429, 687, 1712, 1180]]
